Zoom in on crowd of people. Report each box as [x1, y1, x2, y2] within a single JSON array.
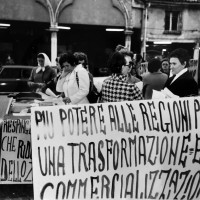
[[27, 46, 199, 105]]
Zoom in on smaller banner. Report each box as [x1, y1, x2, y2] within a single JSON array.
[[189, 59, 198, 84], [0, 115, 32, 184], [137, 62, 148, 77]]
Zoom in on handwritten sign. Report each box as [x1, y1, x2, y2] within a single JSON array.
[[137, 62, 148, 77], [141, 62, 148, 73], [189, 59, 198, 83], [31, 97, 200, 200], [0, 115, 32, 184]]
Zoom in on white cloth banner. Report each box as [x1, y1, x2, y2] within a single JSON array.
[[0, 116, 32, 184], [31, 97, 200, 200]]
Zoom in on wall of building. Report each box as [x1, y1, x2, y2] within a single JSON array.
[[132, 0, 144, 29], [0, 0, 49, 22], [0, 0, 125, 27], [59, 0, 124, 26], [131, 9, 143, 29], [146, 7, 200, 42], [182, 9, 200, 40], [0, 0, 142, 71]]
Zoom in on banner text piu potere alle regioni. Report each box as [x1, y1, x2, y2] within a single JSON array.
[[31, 98, 200, 199]]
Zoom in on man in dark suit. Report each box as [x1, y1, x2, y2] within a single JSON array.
[[165, 48, 198, 97]]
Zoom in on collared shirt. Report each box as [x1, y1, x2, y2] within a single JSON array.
[[101, 74, 143, 102], [56, 64, 90, 104], [36, 66, 45, 73], [28, 66, 56, 92], [171, 68, 187, 84]]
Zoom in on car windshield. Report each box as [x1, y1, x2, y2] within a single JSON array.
[[0, 68, 32, 79]]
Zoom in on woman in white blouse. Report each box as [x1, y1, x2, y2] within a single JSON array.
[[56, 52, 90, 104]]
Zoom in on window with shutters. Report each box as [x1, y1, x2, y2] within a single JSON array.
[[164, 10, 181, 34]]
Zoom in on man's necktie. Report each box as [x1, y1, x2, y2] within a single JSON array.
[[170, 75, 176, 85]]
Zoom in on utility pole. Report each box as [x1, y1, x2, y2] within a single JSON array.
[[117, 0, 133, 51], [140, 0, 150, 60]]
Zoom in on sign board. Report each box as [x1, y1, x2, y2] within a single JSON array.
[[31, 98, 200, 200], [137, 62, 148, 77], [141, 62, 148, 73], [0, 115, 32, 184], [189, 59, 198, 84]]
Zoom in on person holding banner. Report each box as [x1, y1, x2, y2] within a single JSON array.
[[101, 51, 143, 102], [56, 52, 90, 104], [165, 48, 198, 97]]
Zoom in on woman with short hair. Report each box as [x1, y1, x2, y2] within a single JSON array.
[[56, 52, 90, 104], [161, 58, 170, 76], [101, 51, 143, 102]]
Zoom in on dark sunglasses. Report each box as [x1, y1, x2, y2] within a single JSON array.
[[124, 61, 134, 67]]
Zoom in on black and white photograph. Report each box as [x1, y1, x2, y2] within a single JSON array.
[[0, 0, 200, 199]]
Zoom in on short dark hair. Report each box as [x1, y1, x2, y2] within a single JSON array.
[[148, 58, 161, 73], [59, 52, 78, 68], [74, 52, 88, 68], [120, 49, 134, 59], [108, 51, 126, 74], [169, 48, 190, 67], [161, 58, 169, 64]]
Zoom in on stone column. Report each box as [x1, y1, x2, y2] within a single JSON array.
[[35, 0, 73, 65], [125, 29, 133, 51], [49, 26, 59, 66]]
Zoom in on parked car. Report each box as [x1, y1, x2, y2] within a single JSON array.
[[0, 65, 35, 95]]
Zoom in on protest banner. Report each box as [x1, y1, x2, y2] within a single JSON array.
[[137, 62, 148, 77], [141, 62, 148, 73], [189, 59, 198, 83], [0, 115, 32, 184], [31, 97, 200, 200]]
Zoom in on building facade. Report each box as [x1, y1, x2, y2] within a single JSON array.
[[0, 0, 143, 76], [135, 0, 200, 60], [0, 0, 200, 73]]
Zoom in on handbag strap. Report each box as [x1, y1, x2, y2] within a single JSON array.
[[76, 71, 92, 90], [76, 72, 79, 87], [76, 71, 96, 94]]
